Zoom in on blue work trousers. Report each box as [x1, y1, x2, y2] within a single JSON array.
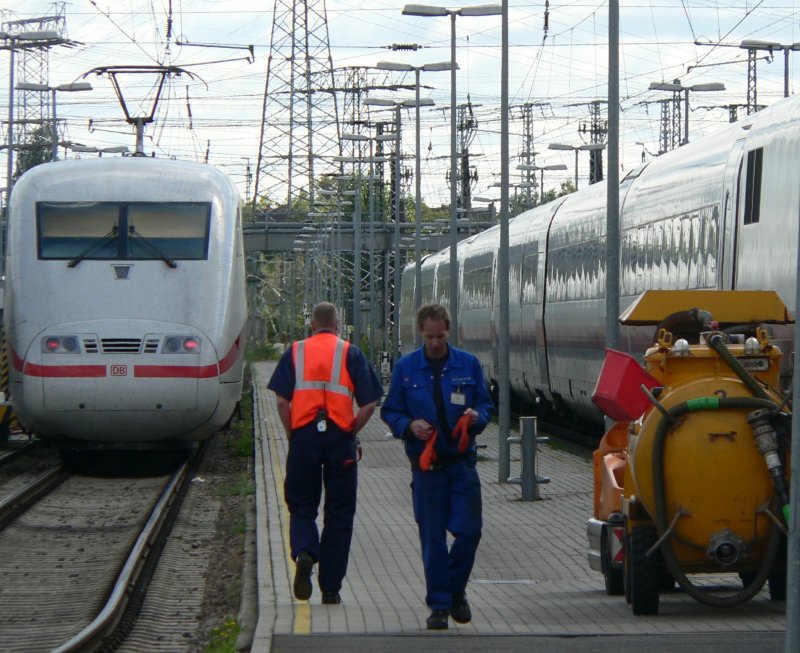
[[411, 458, 483, 610], [284, 427, 359, 595]]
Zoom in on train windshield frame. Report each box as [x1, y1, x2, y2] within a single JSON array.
[[36, 201, 211, 262]]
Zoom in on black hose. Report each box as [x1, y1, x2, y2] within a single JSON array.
[[707, 333, 770, 400], [651, 395, 783, 607]]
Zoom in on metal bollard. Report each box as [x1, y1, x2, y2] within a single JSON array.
[[507, 416, 550, 500]]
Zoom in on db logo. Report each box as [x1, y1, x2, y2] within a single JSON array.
[[110, 365, 128, 376]]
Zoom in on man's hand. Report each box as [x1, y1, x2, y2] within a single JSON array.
[[409, 419, 436, 441], [463, 408, 478, 425]]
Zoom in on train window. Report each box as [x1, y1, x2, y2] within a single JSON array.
[[38, 202, 120, 259], [127, 203, 210, 260], [36, 202, 211, 261], [743, 148, 763, 225]]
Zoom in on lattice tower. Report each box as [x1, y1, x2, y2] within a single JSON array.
[[253, 0, 342, 221], [747, 49, 758, 115], [2, 7, 68, 180], [658, 99, 670, 154], [512, 102, 548, 211], [582, 100, 607, 184], [456, 100, 478, 211], [519, 103, 535, 209], [671, 89, 682, 149]]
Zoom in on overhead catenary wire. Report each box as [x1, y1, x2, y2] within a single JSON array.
[[5, 0, 800, 204]]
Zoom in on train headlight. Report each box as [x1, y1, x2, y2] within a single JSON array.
[[42, 336, 80, 354], [163, 336, 201, 354]]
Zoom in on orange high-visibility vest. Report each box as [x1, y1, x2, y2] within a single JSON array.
[[291, 332, 356, 431]]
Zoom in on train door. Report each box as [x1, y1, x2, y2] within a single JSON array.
[[732, 137, 800, 305], [519, 237, 546, 397], [719, 139, 746, 290]]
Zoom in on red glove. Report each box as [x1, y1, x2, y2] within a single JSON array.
[[419, 428, 438, 471], [453, 414, 472, 453]]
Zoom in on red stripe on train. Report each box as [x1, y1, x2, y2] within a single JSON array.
[[24, 362, 107, 378], [217, 336, 242, 374], [133, 364, 218, 378]]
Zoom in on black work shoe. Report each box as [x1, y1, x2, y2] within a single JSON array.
[[322, 592, 341, 605], [426, 609, 449, 630], [450, 593, 471, 624], [293, 552, 314, 600]]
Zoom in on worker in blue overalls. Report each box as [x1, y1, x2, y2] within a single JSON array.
[[381, 303, 494, 630], [268, 302, 383, 604]]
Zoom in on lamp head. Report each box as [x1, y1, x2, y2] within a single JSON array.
[[460, 4, 502, 16], [402, 4, 449, 16]]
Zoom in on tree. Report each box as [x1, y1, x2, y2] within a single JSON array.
[[15, 125, 51, 179], [539, 179, 576, 205]]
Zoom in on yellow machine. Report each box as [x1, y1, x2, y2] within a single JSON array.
[[587, 290, 793, 615]]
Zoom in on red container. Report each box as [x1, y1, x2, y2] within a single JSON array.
[[591, 349, 660, 421]]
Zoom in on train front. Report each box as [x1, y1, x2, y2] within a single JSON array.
[[4, 157, 247, 446]]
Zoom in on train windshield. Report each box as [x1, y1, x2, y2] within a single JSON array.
[[37, 202, 211, 262]]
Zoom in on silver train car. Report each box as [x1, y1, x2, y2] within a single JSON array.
[[402, 92, 800, 430], [4, 157, 247, 445]]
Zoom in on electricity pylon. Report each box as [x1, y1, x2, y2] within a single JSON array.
[[252, 0, 342, 221], [1, 7, 75, 182]]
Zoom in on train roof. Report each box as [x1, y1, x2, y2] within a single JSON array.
[[11, 157, 239, 205]]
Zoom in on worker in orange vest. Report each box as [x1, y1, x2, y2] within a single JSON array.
[[268, 302, 382, 604]]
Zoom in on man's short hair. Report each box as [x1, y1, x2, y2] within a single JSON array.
[[416, 303, 451, 331], [312, 302, 338, 329]]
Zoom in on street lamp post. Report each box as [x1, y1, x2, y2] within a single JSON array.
[[740, 40, 800, 99], [367, 100, 404, 363], [649, 80, 725, 145], [0, 29, 62, 278], [518, 163, 567, 204], [547, 143, 606, 190], [365, 95, 434, 361], [376, 61, 451, 341], [402, 3, 502, 346], [334, 147, 389, 351], [15, 81, 93, 161], [0, 30, 62, 190]]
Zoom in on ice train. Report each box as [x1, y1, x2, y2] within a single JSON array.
[[4, 157, 247, 446], [400, 92, 800, 431]]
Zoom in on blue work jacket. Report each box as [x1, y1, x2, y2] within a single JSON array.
[[381, 344, 495, 459]]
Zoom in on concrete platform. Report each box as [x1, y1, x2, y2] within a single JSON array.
[[249, 361, 786, 651]]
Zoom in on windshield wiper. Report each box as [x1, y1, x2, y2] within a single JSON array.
[[128, 227, 177, 268], [67, 227, 119, 268]]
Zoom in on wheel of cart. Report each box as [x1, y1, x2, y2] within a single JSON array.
[[628, 524, 660, 615]]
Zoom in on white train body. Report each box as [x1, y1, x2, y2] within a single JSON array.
[[5, 157, 247, 444], [403, 93, 800, 429]]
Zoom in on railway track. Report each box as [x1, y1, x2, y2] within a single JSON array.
[[0, 463, 70, 530], [0, 444, 205, 652], [0, 440, 33, 467]]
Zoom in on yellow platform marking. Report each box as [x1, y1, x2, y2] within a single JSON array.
[[264, 405, 311, 634]]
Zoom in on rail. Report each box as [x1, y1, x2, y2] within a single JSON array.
[[52, 442, 207, 653], [0, 464, 70, 530], [0, 440, 34, 467]]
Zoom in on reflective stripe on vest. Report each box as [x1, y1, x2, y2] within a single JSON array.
[[294, 338, 352, 397]]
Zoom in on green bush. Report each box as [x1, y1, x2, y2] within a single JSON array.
[[204, 617, 240, 653]]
